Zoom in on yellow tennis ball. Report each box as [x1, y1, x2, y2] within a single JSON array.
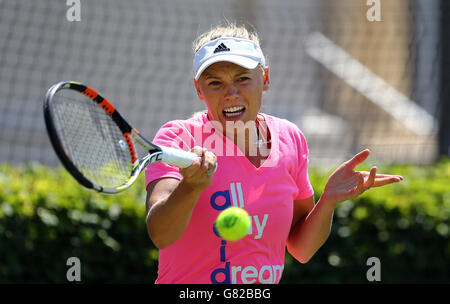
[[215, 207, 250, 242]]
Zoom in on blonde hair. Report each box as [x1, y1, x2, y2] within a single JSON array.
[[193, 23, 267, 72]]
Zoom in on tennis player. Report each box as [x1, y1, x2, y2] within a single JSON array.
[[144, 24, 403, 284]]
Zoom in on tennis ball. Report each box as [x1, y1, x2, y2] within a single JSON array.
[[215, 207, 250, 242]]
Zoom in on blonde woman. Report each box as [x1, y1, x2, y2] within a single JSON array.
[[144, 24, 403, 284]]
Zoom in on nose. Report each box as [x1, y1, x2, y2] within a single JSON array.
[[223, 83, 239, 102]]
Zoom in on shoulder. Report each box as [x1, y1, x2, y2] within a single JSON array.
[[262, 113, 310, 166], [153, 112, 207, 149], [160, 111, 206, 128], [156, 112, 207, 135], [263, 113, 307, 142]]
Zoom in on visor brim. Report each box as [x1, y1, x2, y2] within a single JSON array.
[[194, 55, 260, 80]]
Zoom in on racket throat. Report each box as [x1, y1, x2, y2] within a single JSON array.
[[131, 129, 161, 154]]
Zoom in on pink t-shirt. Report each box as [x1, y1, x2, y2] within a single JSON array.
[[145, 112, 314, 284]]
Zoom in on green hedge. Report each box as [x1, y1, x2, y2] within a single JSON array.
[[0, 165, 155, 283], [284, 158, 450, 283], [0, 159, 449, 283]]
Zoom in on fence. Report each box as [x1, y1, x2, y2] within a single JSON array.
[[0, 0, 445, 168]]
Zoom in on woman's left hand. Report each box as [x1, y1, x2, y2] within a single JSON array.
[[321, 149, 403, 208]]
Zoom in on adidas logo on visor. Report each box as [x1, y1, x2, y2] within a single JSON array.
[[193, 37, 266, 80], [214, 43, 230, 53]]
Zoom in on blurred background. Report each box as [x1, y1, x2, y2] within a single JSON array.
[[0, 0, 448, 283], [1, 0, 448, 167]]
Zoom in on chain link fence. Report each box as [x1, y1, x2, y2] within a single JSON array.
[[0, 0, 444, 168]]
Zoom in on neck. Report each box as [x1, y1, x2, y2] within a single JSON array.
[[206, 113, 270, 155], [230, 115, 270, 157]]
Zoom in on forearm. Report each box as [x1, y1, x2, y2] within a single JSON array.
[[146, 181, 203, 249], [287, 196, 335, 263]]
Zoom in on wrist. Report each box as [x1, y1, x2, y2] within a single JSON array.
[[317, 194, 338, 212], [178, 179, 206, 197]]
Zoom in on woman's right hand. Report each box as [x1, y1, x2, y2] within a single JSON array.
[[179, 146, 217, 192]]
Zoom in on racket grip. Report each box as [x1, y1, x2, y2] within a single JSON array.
[[159, 146, 218, 174], [159, 146, 197, 167]]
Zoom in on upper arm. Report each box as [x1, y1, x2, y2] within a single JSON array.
[[145, 178, 181, 215], [290, 195, 315, 232]]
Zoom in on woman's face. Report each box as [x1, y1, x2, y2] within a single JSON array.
[[195, 62, 269, 131]]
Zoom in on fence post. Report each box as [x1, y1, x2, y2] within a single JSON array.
[[439, 0, 450, 157]]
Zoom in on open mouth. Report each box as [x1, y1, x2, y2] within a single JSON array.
[[222, 106, 246, 119]]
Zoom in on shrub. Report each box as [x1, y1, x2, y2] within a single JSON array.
[[0, 164, 155, 283], [283, 158, 450, 283], [0, 159, 448, 283]]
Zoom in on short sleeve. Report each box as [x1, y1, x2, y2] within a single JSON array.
[[145, 120, 194, 190], [293, 129, 314, 200]]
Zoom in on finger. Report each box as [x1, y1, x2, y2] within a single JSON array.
[[348, 173, 365, 196], [199, 148, 206, 170], [365, 172, 403, 178], [345, 149, 370, 170], [190, 146, 207, 171], [179, 157, 202, 178], [207, 164, 217, 175], [180, 147, 204, 177], [375, 175, 404, 182], [364, 166, 377, 189], [190, 146, 204, 157], [372, 176, 403, 187], [195, 149, 216, 176], [204, 151, 218, 175], [372, 174, 402, 179], [357, 173, 365, 194]]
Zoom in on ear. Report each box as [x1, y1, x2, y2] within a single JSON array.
[[262, 67, 270, 92], [194, 79, 206, 102]]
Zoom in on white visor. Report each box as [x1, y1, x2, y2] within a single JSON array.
[[193, 37, 265, 80]]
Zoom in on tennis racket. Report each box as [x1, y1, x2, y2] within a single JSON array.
[[43, 81, 216, 194]]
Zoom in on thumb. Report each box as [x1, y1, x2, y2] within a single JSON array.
[[345, 149, 370, 170]]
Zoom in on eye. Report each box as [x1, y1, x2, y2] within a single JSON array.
[[208, 80, 222, 87], [237, 76, 250, 82]]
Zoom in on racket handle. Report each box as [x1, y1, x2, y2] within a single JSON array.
[[159, 146, 197, 168], [159, 146, 218, 175]]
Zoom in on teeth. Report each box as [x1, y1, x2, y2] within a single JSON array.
[[223, 106, 244, 113], [224, 112, 241, 117], [223, 106, 245, 118]]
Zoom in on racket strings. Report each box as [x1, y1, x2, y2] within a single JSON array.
[[50, 90, 133, 187]]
